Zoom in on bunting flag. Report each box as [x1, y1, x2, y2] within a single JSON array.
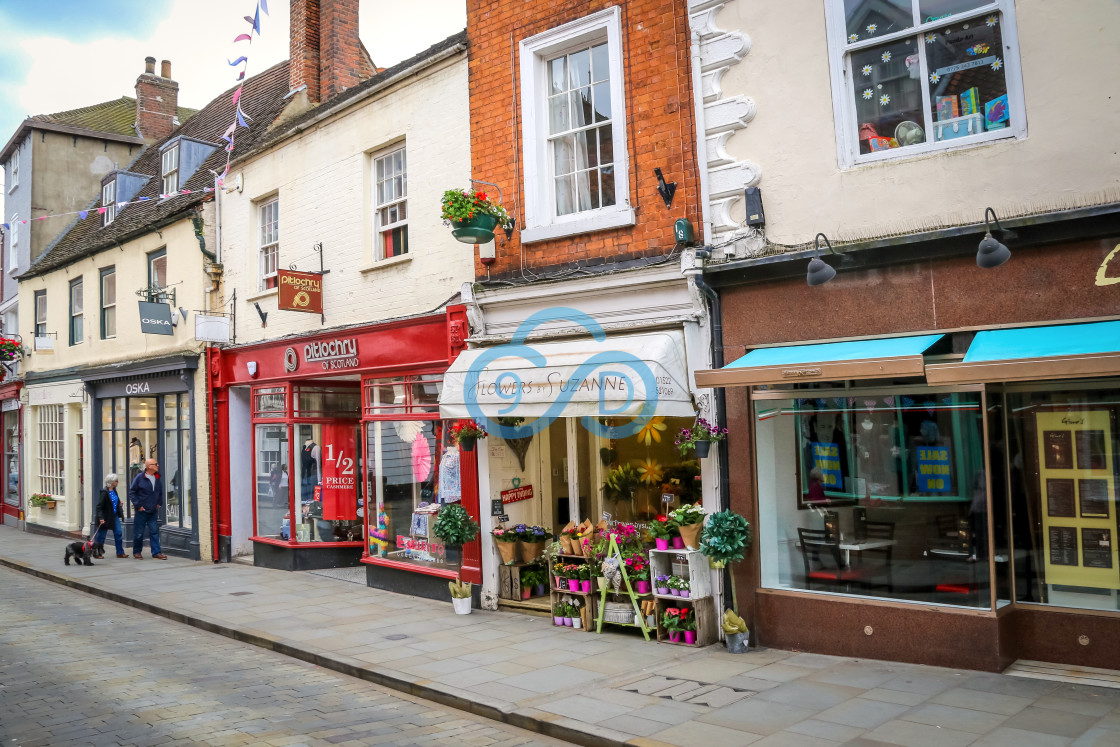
[[0, 188, 217, 232], [216, 0, 268, 188]]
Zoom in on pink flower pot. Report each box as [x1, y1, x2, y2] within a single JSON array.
[[680, 590, 690, 599], [655, 538, 669, 551], [635, 580, 650, 594], [668, 631, 681, 643], [553, 616, 564, 626], [521, 588, 531, 600], [567, 579, 580, 592], [684, 631, 696, 645], [563, 617, 573, 627], [656, 587, 669, 595], [580, 580, 591, 593], [670, 588, 680, 596], [671, 537, 684, 549]]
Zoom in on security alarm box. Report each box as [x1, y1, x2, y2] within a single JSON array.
[[743, 187, 765, 226]]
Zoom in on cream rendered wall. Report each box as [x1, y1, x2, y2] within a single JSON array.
[[220, 54, 472, 341], [22, 383, 85, 532], [711, 0, 1120, 246]]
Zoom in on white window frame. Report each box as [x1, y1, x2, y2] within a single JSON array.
[[100, 267, 116, 339], [9, 214, 18, 272], [102, 181, 116, 227], [372, 145, 408, 261], [824, 0, 1026, 169], [69, 277, 83, 346], [33, 290, 46, 338], [257, 197, 279, 291], [519, 6, 634, 244], [37, 404, 64, 497], [161, 143, 180, 195], [9, 149, 18, 192]]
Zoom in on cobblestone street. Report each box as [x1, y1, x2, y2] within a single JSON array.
[[0, 567, 562, 747]]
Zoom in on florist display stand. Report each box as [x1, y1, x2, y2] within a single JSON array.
[[549, 553, 597, 631], [595, 535, 651, 641], [650, 548, 717, 647]]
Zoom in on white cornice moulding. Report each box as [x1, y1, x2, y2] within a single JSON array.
[[688, 0, 729, 13], [706, 132, 734, 167], [700, 32, 749, 73], [690, 5, 724, 38], [704, 96, 755, 135], [708, 161, 761, 200], [701, 67, 727, 103]]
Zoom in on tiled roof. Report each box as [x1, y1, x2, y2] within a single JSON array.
[[25, 62, 292, 278], [29, 97, 198, 139]]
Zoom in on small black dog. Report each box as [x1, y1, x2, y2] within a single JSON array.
[[64, 540, 96, 566]]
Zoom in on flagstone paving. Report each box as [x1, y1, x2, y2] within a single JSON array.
[[2, 524, 1120, 747]]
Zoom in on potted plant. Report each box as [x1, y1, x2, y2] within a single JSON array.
[[562, 602, 574, 627], [559, 522, 579, 554], [492, 525, 519, 565], [602, 463, 640, 504], [681, 609, 697, 645], [433, 503, 479, 565], [552, 561, 568, 589], [662, 608, 683, 643], [519, 567, 540, 599], [518, 524, 550, 563], [678, 577, 691, 599], [655, 574, 671, 595], [723, 609, 750, 653], [624, 554, 650, 594], [699, 509, 753, 634], [570, 598, 584, 629], [670, 503, 706, 550], [675, 417, 728, 459], [441, 188, 511, 244], [30, 493, 56, 510], [449, 578, 472, 614], [565, 564, 581, 592], [0, 336, 24, 362], [449, 419, 487, 452], [553, 602, 565, 627], [667, 576, 682, 597], [649, 514, 673, 551]]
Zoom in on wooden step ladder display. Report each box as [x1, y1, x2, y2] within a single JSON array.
[[594, 534, 651, 641]]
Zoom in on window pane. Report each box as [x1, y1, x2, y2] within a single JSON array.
[[574, 170, 593, 212], [103, 271, 115, 305], [554, 174, 575, 216], [548, 93, 569, 135], [574, 131, 596, 171], [591, 43, 609, 83], [180, 426, 192, 530], [927, 18, 1009, 141], [255, 424, 289, 538], [382, 226, 408, 258], [597, 124, 614, 166], [852, 37, 926, 155], [844, 0, 913, 43], [600, 164, 616, 208], [549, 56, 567, 95], [568, 48, 591, 88], [552, 135, 575, 176], [164, 427, 180, 527], [570, 87, 592, 129], [72, 281, 83, 314], [592, 82, 611, 123], [919, 0, 989, 23], [150, 254, 167, 288]]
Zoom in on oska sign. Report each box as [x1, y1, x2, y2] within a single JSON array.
[[138, 302, 174, 336], [277, 269, 323, 314]]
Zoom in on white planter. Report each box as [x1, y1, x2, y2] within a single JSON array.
[[452, 596, 472, 615], [572, 617, 583, 629]]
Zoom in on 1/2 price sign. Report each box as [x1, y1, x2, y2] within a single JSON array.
[[321, 424, 357, 520]]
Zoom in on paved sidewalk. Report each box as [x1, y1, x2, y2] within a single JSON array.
[[2, 524, 1119, 747]]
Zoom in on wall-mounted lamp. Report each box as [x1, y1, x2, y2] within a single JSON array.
[[254, 302, 268, 327], [806, 233, 839, 286], [654, 168, 677, 210], [178, 307, 189, 322], [977, 207, 1011, 268]]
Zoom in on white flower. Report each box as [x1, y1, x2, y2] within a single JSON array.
[[861, 64, 873, 76], [863, 89, 873, 99], [986, 15, 998, 27], [848, 33, 859, 43], [881, 51, 892, 63], [866, 23, 877, 34], [880, 94, 890, 106], [991, 57, 1003, 71], [929, 72, 940, 83], [925, 33, 936, 44]]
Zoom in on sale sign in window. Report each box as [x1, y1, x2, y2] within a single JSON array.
[[321, 423, 357, 520]]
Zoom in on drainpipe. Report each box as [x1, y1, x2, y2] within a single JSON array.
[[690, 264, 729, 511], [691, 27, 713, 244]]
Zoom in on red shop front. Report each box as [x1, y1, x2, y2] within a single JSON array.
[[208, 308, 482, 602]]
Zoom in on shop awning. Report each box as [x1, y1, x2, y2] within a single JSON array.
[[440, 331, 695, 419], [926, 320, 1120, 384], [694, 334, 945, 388]]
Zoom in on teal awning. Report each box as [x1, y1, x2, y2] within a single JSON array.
[[927, 320, 1120, 384], [695, 334, 944, 387]]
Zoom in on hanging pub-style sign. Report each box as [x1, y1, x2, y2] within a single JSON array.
[[138, 301, 174, 336], [277, 269, 323, 314]]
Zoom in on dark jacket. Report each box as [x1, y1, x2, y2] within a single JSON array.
[[129, 472, 163, 512], [95, 487, 125, 525]]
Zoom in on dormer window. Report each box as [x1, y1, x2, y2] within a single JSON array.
[[161, 143, 180, 195], [102, 181, 116, 227]]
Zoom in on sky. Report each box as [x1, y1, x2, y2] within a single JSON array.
[[0, 0, 466, 203]]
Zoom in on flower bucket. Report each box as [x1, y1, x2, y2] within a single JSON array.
[[726, 631, 749, 654], [563, 617, 573, 627], [693, 440, 712, 459], [570, 538, 585, 556], [580, 580, 591, 593], [520, 587, 531, 600], [678, 522, 703, 550], [519, 540, 546, 564], [567, 579, 580, 592], [553, 616, 564, 626], [668, 631, 681, 643], [497, 542, 518, 565], [671, 536, 685, 549], [656, 587, 669, 595], [451, 213, 500, 244], [684, 631, 696, 645], [535, 584, 545, 596], [452, 596, 472, 615], [459, 436, 476, 452], [635, 580, 650, 594], [670, 588, 680, 597], [559, 534, 574, 554], [655, 538, 669, 551], [680, 590, 690, 599], [572, 617, 583, 630]]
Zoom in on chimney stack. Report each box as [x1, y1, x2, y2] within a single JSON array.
[[135, 56, 180, 142], [290, 0, 371, 103]]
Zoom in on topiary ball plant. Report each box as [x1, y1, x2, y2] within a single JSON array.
[[433, 503, 480, 547], [699, 510, 752, 615]]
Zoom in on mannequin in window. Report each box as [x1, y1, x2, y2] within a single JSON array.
[[301, 438, 320, 504]]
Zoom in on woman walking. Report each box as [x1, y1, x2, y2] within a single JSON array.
[[95, 473, 127, 559]]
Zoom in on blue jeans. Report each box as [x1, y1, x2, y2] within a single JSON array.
[[95, 517, 125, 556], [133, 511, 161, 556]]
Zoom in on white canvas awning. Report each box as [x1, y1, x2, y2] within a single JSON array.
[[439, 331, 695, 419]]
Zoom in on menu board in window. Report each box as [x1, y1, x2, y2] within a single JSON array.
[[1082, 529, 1113, 570], [1078, 479, 1110, 518], [1048, 526, 1078, 567], [1076, 430, 1108, 471], [1045, 479, 1076, 518], [1043, 430, 1073, 470]]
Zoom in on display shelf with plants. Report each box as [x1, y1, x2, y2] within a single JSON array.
[[654, 596, 718, 647], [548, 553, 597, 632], [648, 548, 712, 599]]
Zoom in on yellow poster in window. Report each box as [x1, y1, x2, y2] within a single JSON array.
[[1037, 411, 1117, 589]]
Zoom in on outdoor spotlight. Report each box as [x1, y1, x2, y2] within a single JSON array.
[[806, 233, 839, 286], [654, 167, 677, 209], [977, 207, 1011, 268]]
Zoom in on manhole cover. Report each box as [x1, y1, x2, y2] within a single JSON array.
[[385, 634, 409, 641], [230, 591, 253, 596]]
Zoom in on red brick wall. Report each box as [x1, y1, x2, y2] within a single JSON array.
[[134, 73, 179, 143], [466, 0, 700, 280], [291, 0, 365, 102], [291, 0, 322, 101]]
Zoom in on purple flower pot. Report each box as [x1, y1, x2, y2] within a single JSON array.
[[670, 588, 680, 596], [680, 590, 690, 599], [535, 584, 545, 596], [671, 537, 685, 549], [635, 580, 650, 594], [563, 617, 573, 627], [553, 616, 564, 626], [567, 579, 580, 592], [668, 631, 681, 643], [655, 538, 669, 551], [684, 631, 696, 645], [656, 587, 669, 595], [580, 580, 591, 593]]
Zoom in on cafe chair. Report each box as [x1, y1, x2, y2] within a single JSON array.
[[797, 527, 870, 592], [927, 515, 978, 601], [861, 520, 895, 592]]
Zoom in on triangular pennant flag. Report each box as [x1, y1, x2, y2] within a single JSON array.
[[232, 87, 243, 106], [228, 56, 248, 67], [37, 215, 47, 220], [181, 189, 192, 194], [77, 212, 87, 220], [236, 107, 249, 128], [97, 207, 106, 215], [117, 202, 127, 210], [138, 196, 150, 201], [252, 6, 261, 33], [259, 0, 268, 15], [233, 33, 252, 43], [237, 71, 245, 81], [1, 223, 8, 231]]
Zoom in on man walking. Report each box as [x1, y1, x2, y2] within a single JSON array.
[[129, 458, 166, 559]]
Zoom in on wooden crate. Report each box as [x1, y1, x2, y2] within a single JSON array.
[[654, 595, 718, 648], [649, 549, 713, 599], [499, 562, 544, 601], [549, 554, 597, 632]]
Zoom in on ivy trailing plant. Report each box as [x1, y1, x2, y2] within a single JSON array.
[[699, 510, 752, 615]]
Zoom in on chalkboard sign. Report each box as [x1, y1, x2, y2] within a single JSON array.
[[1082, 528, 1113, 569], [1048, 526, 1078, 567], [1076, 430, 1107, 471], [491, 499, 504, 517], [1046, 479, 1076, 518], [1043, 431, 1073, 470], [1078, 479, 1110, 518]]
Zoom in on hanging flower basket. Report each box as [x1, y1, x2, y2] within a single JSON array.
[[0, 337, 23, 362], [451, 214, 500, 245], [441, 188, 510, 245]]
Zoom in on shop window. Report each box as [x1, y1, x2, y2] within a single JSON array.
[[37, 404, 64, 496], [827, 0, 1022, 167], [3, 409, 19, 509], [69, 277, 83, 346], [100, 267, 116, 339], [373, 146, 407, 260], [597, 416, 702, 524], [258, 197, 279, 291], [1005, 386, 1120, 612], [519, 6, 634, 242], [294, 386, 361, 419], [253, 386, 288, 418], [255, 423, 289, 539], [363, 376, 443, 416], [162, 393, 192, 530], [754, 391, 990, 608]]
